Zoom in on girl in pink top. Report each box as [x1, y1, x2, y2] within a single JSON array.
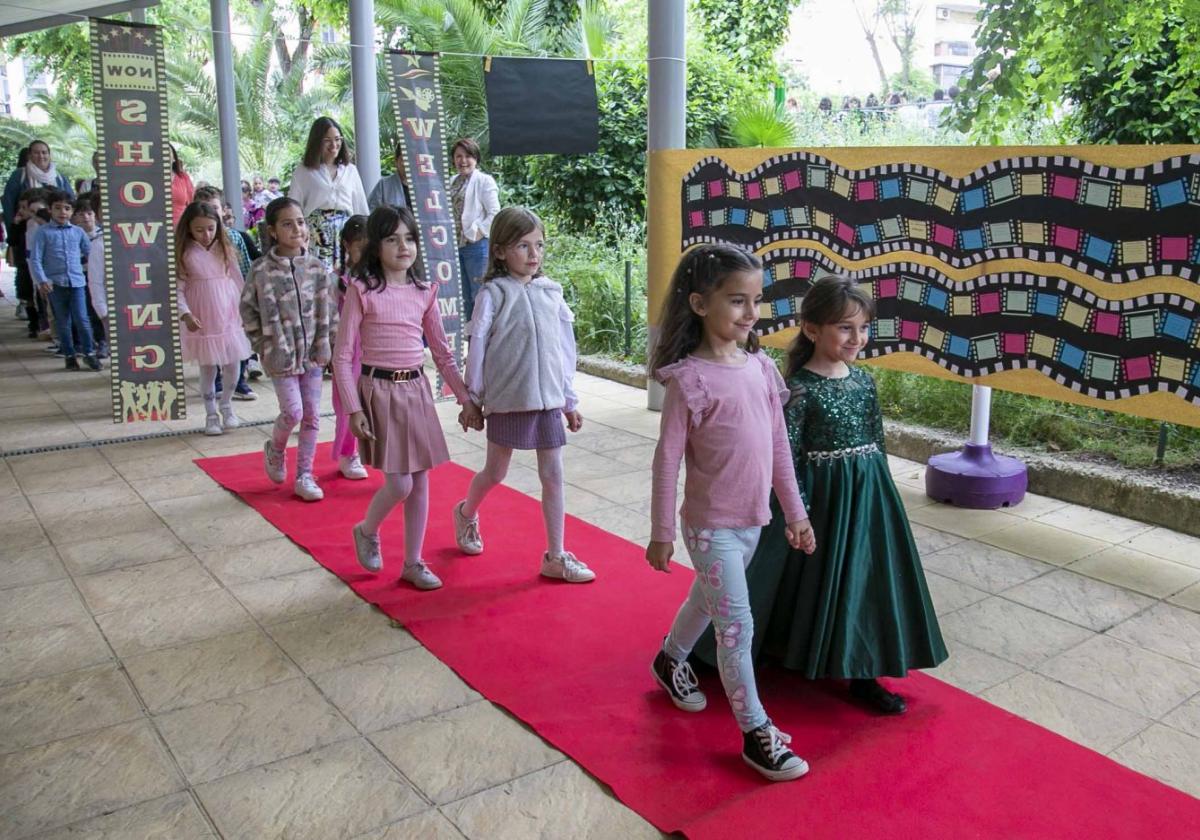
[[175, 202, 252, 436], [334, 207, 481, 591], [330, 215, 369, 479], [646, 244, 817, 783]]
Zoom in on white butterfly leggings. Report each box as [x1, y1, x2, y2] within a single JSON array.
[[663, 524, 768, 733]]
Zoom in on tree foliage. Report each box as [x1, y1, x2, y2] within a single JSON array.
[[950, 0, 1200, 143], [693, 0, 797, 78]]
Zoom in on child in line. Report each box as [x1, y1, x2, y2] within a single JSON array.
[[10, 191, 41, 338], [176, 202, 253, 436], [72, 193, 107, 359], [330, 215, 369, 480], [22, 189, 53, 341], [646, 244, 815, 782], [453, 207, 595, 584], [241, 196, 338, 501], [726, 275, 947, 713], [29, 189, 99, 371], [336, 206, 479, 590]]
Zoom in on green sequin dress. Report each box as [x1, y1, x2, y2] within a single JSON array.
[[695, 365, 948, 679]]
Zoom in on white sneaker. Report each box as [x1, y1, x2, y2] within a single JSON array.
[[294, 473, 324, 502], [221, 407, 241, 430], [339, 454, 368, 480], [453, 500, 483, 555], [352, 522, 382, 572], [400, 560, 443, 590], [204, 413, 223, 436], [263, 441, 286, 484], [246, 356, 264, 380], [540, 551, 596, 583]]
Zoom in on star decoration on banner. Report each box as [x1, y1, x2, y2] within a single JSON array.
[[134, 30, 150, 44]]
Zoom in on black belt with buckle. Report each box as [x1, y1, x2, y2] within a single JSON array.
[[362, 364, 423, 382]]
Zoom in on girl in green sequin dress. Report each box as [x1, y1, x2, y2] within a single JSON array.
[[697, 275, 947, 714]]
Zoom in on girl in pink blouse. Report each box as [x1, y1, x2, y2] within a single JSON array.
[[333, 207, 480, 591], [646, 245, 816, 783]]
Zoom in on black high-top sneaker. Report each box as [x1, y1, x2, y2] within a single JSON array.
[[651, 646, 707, 712], [742, 722, 809, 781]]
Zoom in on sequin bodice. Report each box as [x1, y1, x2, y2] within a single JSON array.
[[784, 366, 886, 470]]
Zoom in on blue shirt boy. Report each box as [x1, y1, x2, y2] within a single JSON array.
[[30, 220, 91, 288]]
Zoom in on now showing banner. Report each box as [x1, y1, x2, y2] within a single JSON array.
[[385, 50, 464, 395], [90, 18, 185, 422]]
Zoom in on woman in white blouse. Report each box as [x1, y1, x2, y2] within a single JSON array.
[[287, 116, 369, 267], [448, 137, 500, 322]]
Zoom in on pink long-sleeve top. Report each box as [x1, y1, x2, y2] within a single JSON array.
[[650, 351, 807, 543], [332, 277, 469, 414]]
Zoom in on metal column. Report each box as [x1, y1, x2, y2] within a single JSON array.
[[209, 0, 242, 228], [349, 0, 381, 193], [646, 0, 686, 410]]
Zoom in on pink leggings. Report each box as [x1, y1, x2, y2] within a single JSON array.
[[271, 366, 323, 476]]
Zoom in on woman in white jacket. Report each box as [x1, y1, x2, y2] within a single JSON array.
[[447, 137, 500, 322], [287, 117, 369, 268]]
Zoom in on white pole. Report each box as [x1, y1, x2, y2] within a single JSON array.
[[349, 0, 381, 194], [968, 384, 992, 446], [209, 0, 243, 228]]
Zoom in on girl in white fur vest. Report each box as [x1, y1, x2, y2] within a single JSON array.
[[453, 207, 595, 583]]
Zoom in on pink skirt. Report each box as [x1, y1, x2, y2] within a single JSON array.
[[357, 373, 449, 474]]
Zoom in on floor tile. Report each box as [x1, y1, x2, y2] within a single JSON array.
[[922, 541, 1054, 593], [577, 504, 652, 543], [127, 469, 222, 503], [1163, 693, 1200, 739], [0, 619, 113, 687], [0, 720, 184, 838], [0, 545, 66, 591], [0, 518, 52, 553], [28, 482, 142, 519], [42, 502, 163, 547], [1123, 527, 1200, 570], [14, 462, 123, 496], [124, 628, 300, 714], [55, 525, 190, 576], [1035, 505, 1154, 544], [110, 451, 205, 482], [267, 605, 419, 675], [370, 700, 563, 804], [32, 791, 215, 839], [1004, 491, 1069, 520], [894, 482, 935, 511], [977, 521, 1109, 566], [928, 638, 1025, 694], [442, 760, 656, 840], [1168, 582, 1200, 613], [230, 567, 361, 625], [352, 809, 464, 840], [908, 522, 966, 556], [150, 492, 274, 553], [1069, 546, 1200, 599], [940, 597, 1094, 667], [0, 665, 142, 754], [1003, 569, 1155, 632], [195, 738, 424, 840], [924, 571, 989, 616], [6, 448, 108, 478], [980, 671, 1149, 753], [195, 536, 316, 586], [155, 678, 355, 784], [76, 557, 218, 614], [1039, 635, 1200, 718], [95, 588, 255, 657], [0, 579, 89, 632], [1109, 723, 1200, 797], [906, 503, 1021, 539], [1108, 602, 1200, 668], [574, 469, 655, 506], [312, 647, 481, 733]]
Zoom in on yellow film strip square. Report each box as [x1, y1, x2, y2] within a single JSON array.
[[749, 211, 767, 229], [1118, 183, 1147, 210], [1030, 333, 1056, 358], [908, 219, 929, 240], [952, 295, 974, 317], [1020, 173, 1044, 197], [832, 175, 852, 198], [813, 209, 832, 230], [764, 177, 782, 196], [1159, 356, 1186, 381], [1121, 240, 1149, 265], [759, 302, 773, 319], [1021, 222, 1045, 244], [933, 186, 957, 212], [726, 180, 743, 199], [1063, 301, 1090, 328], [923, 326, 946, 348]]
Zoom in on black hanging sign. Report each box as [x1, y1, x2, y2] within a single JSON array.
[[484, 56, 600, 156]]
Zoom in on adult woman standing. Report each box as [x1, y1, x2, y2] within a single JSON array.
[[170, 144, 194, 227], [287, 116, 369, 267], [447, 137, 499, 322]]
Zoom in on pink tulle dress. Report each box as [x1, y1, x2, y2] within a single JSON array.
[[178, 242, 252, 366]]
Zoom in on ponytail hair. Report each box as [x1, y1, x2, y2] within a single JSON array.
[[337, 214, 368, 291], [785, 274, 876, 377], [649, 244, 762, 375]]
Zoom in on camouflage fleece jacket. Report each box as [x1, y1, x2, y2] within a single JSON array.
[[240, 247, 339, 377]]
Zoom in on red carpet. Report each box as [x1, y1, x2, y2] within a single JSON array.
[[199, 444, 1199, 839]]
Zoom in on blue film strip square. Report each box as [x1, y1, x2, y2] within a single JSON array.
[[687, 184, 704, 202], [858, 224, 880, 244], [1192, 365, 1200, 388], [948, 335, 970, 357], [770, 209, 788, 228], [926, 287, 948, 312], [1058, 342, 1085, 370], [1155, 179, 1187, 208], [775, 297, 793, 316], [961, 187, 987, 212], [728, 208, 748, 226], [1162, 311, 1192, 341], [960, 228, 985, 250], [763, 266, 774, 287], [880, 178, 901, 200], [1084, 236, 1114, 264], [1035, 292, 1061, 317]]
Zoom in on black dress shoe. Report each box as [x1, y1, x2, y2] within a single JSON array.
[[849, 679, 907, 714]]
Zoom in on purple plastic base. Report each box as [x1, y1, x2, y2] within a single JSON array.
[[924, 444, 1028, 510]]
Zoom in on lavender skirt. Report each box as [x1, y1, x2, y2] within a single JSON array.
[[486, 409, 567, 450]]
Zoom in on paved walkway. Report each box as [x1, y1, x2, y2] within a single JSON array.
[[2, 294, 1199, 838]]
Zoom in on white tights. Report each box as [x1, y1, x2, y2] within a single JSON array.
[[462, 442, 566, 556], [362, 470, 429, 569], [199, 363, 239, 415]]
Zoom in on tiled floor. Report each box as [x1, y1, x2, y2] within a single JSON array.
[[2, 295, 1199, 838]]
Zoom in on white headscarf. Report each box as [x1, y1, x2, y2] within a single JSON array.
[[24, 161, 59, 189]]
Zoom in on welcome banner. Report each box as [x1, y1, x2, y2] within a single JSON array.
[[90, 18, 185, 422], [385, 50, 464, 394], [648, 146, 1200, 427]]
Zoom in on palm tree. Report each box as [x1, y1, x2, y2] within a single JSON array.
[[0, 88, 98, 180]]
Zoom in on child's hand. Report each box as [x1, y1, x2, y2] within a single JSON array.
[[459, 402, 483, 432], [182, 313, 201, 332], [564, 409, 583, 433], [786, 520, 816, 554], [646, 540, 674, 573], [349, 411, 374, 440]]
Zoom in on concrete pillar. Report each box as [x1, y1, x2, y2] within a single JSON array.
[[349, 0, 381, 193], [209, 0, 243, 228]]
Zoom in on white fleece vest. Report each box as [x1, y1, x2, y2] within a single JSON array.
[[479, 275, 566, 414]]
